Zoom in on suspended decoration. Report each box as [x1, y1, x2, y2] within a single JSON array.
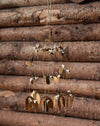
[[25, 96, 38, 112], [66, 90, 74, 109], [25, 0, 74, 113], [53, 95, 65, 110], [41, 96, 53, 112]]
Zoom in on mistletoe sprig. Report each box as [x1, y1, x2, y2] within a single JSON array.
[[25, 90, 74, 112]]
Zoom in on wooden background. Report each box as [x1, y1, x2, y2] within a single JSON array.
[[0, 0, 100, 126]]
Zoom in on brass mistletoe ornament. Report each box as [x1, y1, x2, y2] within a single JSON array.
[[40, 96, 53, 112]]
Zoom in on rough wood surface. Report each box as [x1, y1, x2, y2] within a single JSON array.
[[0, 91, 100, 120], [0, 60, 99, 80], [0, 42, 100, 62], [0, 24, 100, 42], [0, 2, 100, 27], [0, 110, 100, 126], [71, 0, 84, 3], [0, 76, 100, 99], [0, 0, 71, 9]]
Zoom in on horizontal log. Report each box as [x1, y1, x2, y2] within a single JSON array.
[[0, 2, 100, 27], [0, 91, 100, 120], [0, 0, 71, 9], [0, 110, 100, 126], [0, 76, 100, 99], [71, 0, 84, 3], [0, 24, 100, 42], [0, 60, 99, 80], [0, 42, 100, 62]]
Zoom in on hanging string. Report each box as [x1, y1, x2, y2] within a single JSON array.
[[47, 0, 52, 42]]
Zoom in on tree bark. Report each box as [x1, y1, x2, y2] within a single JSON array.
[[0, 2, 100, 27], [0, 91, 100, 120], [71, 0, 84, 3], [0, 42, 100, 62], [0, 110, 100, 126], [0, 0, 71, 9], [0, 60, 100, 80], [0, 24, 100, 42], [0, 75, 100, 99]]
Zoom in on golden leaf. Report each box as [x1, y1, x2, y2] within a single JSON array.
[[53, 75, 60, 83], [25, 96, 34, 112], [47, 99, 53, 110], [66, 70, 70, 79], [30, 78, 34, 85], [40, 96, 47, 111], [36, 92, 40, 104], [59, 65, 64, 74], [25, 61, 32, 67], [58, 97, 61, 110], [60, 95, 65, 107], [28, 102, 33, 112], [30, 90, 36, 98], [44, 100, 48, 112], [66, 95, 69, 109], [33, 100, 38, 112], [40, 96, 53, 112], [58, 95, 65, 110], [46, 76, 50, 84], [53, 96, 57, 108], [53, 95, 59, 108], [69, 94, 74, 108]]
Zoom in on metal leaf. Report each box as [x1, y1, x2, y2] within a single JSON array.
[[36, 92, 40, 104], [47, 99, 53, 109], [28, 102, 33, 112], [60, 95, 65, 107], [59, 65, 65, 74], [58, 97, 61, 110], [66, 69, 70, 79], [40, 96, 47, 111], [69, 94, 74, 108], [33, 100, 38, 112], [66, 95, 69, 109], [44, 100, 48, 112], [30, 78, 34, 84], [58, 95, 65, 110], [40, 96, 53, 112], [53, 95, 58, 108], [53, 75, 60, 83], [46, 76, 50, 84], [30, 90, 36, 98], [25, 96, 34, 112], [25, 61, 32, 67], [53, 95, 60, 108]]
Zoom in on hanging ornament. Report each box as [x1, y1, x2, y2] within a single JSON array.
[[25, 61, 33, 67], [53, 95, 65, 110], [53, 74, 60, 83], [66, 90, 74, 109], [59, 64, 65, 74], [40, 96, 53, 112], [30, 90, 40, 104], [30, 77, 34, 85], [65, 69, 70, 79], [25, 96, 38, 112]]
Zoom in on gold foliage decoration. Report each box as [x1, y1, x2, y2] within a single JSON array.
[[53, 95, 65, 110], [30, 90, 40, 104], [66, 90, 74, 109], [40, 96, 53, 112], [25, 95, 39, 112]]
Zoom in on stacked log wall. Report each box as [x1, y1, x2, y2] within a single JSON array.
[[0, 1, 100, 126]]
